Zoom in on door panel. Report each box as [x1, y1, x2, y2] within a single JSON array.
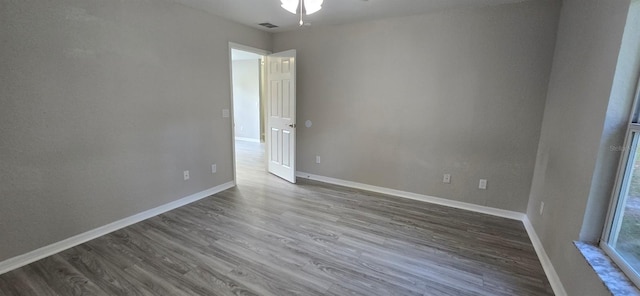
[[270, 128, 280, 164], [282, 80, 292, 119], [267, 50, 296, 183], [270, 81, 280, 115], [282, 130, 291, 167]]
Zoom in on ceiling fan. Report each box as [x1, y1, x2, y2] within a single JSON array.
[[280, 0, 324, 26]]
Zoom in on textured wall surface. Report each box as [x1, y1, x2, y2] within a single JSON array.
[[525, 0, 632, 294], [232, 59, 261, 141], [0, 0, 270, 261], [273, 1, 560, 212], [580, 0, 640, 243]]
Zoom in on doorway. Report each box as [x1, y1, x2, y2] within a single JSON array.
[[229, 44, 269, 183], [229, 43, 297, 184]]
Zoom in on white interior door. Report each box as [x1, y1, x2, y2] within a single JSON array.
[[266, 50, 296, 183]]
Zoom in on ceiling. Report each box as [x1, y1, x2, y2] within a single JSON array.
[[173, 0, 529, 32]]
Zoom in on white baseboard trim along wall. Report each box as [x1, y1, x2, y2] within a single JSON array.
[[523, 217, 568, 296], [0, 172, 568, 296], [0, 181, 236, 276], [295, 172, 525, 220], [296, 171, 567, 296]]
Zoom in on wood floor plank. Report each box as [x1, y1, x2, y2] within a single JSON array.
[[0, 140, 554, 295], [26, 255, 107, 295], [59, 245, 155, 296], [0, 267, 59, 296], [121, 264, 193, 296]]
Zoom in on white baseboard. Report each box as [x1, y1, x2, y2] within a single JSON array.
[[1, 173, 567, 296], [235, 137, 260, 143], [0, 181, 235, 275], [296, 171, 566, 296], [296, 171, 525, 221], [523, 217, 567, 296]]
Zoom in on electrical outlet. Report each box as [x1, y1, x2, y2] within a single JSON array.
[[540, 201, 545, 216], [315, 156, 321, 164], [211, 164, 217, 174], [222, 109, 230, 118], [479, 179, 487, 190], [443, 174, 451, 184], [183, 170, 190, 181]]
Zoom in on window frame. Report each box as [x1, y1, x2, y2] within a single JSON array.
[[601, 79, 640, 288]]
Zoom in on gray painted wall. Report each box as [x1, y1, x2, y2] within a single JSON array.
[[4, 1, 638, 293], [273, 0, 560, 212], [582, 0, 640, 243], [525, 0, 633, 294], [232, 59, 261, 141], [0, 0, 270, 261]]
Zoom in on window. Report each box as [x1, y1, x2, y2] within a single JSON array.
[[603, 87, 640, 287]]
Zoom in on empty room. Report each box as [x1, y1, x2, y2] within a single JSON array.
[[1, 0, 640, 295]]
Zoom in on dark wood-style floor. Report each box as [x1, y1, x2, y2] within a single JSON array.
[[0, 140, 553, 295]]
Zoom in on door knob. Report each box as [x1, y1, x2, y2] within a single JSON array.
[[288, 124, 296, 128]]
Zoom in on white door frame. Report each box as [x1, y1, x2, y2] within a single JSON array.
[[228, 42, 271, 184]]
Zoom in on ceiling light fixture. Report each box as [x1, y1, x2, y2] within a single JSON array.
[[281, 0, 323, 26]]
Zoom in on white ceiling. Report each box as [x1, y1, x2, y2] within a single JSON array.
[[174, 0, 529, 32]]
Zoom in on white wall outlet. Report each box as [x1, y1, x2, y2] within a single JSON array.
[[540, 201, 545, 216], [315, 156, 321, 164], [222, 109, 230, 118], [443, 174, 451, 184], [211, 164, 217, 174], [183, 170, 190, 181], [479, 179, 487, 190]]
